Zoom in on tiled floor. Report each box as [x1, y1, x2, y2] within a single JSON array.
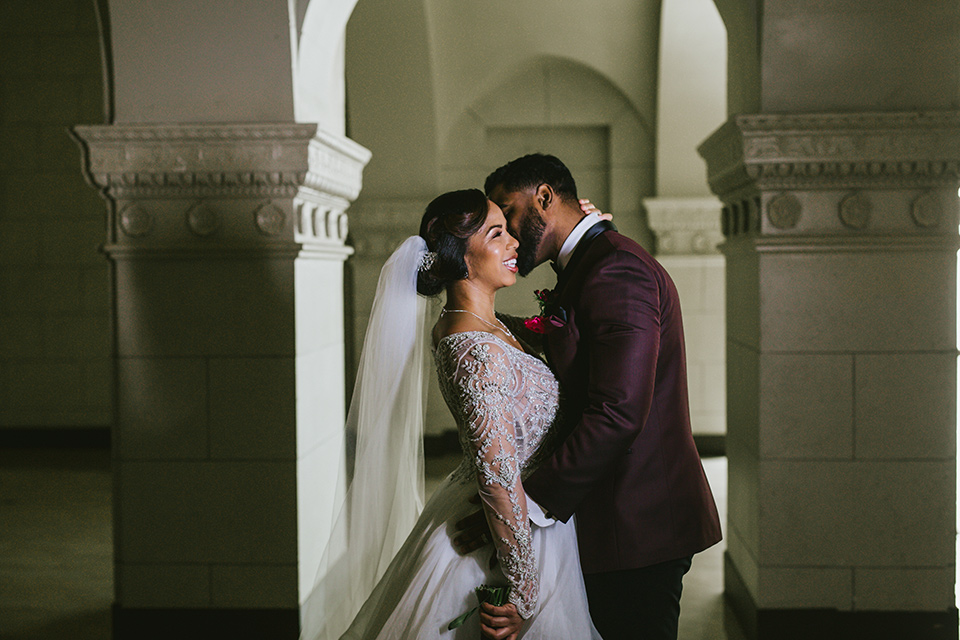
[[1, 448, 742, 639], [0, 449, 113, 640]]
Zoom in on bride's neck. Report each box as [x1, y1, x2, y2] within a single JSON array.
[[445, 280, 497, 318]]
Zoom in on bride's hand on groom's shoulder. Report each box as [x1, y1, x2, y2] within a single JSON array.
[[480, 601, 523, 640], [579, 198, 613, 222]]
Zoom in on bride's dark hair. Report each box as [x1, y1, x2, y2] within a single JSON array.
[[417, 189, 489, 296]]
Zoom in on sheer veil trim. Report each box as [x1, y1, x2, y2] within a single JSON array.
[[300, 236, 429, 640]]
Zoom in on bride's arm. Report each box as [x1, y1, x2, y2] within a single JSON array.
[[451, 338, 538, 619]]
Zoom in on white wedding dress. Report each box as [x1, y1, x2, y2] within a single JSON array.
[[339, 330, 602, 639]]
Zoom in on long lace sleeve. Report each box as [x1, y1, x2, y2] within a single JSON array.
[[448, 337, 539, 619]]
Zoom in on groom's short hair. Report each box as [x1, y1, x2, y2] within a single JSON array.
[[484, 153, 579, 203]]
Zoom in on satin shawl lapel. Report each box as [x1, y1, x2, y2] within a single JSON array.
[[555, 220, 617, 293]]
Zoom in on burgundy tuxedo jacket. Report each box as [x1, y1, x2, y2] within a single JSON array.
[[523, 227, 722, 574]]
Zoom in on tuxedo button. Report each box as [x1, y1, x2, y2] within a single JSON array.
[[626, 448, 633, 454]]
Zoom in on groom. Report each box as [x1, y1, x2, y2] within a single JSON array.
[[473, 154, 722, 640]]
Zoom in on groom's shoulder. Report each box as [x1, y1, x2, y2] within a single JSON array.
[[592, 230, 659, 271], [603, 230, 647, 255]]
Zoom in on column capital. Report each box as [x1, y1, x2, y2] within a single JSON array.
[[643, 197, 724, 256], [697, 111, 960, 249], [72, 123, 371, 259], [699, 111, 960, 195]]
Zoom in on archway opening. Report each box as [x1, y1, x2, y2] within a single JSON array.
[[340, 0, 732, 636]]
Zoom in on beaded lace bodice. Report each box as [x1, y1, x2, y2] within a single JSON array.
[[433, 330, 561, 619]]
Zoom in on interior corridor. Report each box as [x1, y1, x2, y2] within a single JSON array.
[[0, 447, 740, 639]]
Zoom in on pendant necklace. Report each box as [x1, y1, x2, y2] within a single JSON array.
[[440, 308, 517, 342]]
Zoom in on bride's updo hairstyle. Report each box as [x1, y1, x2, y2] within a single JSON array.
[[417, 188, 489, 296]]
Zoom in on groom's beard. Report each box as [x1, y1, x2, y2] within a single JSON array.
[[516, 205, 546, 277]]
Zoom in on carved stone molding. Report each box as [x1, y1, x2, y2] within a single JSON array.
[[72, 123, 371, 258], [294, 196, 352, 244], [254, 202, 287, 237], [766, 193, 802, 230], [912, 191, 943, 228], [716, 196, 762, 239], [74, 123, 370, 199], [698, 112, 960, 247], [838, 192, 872, 230], [644, 197, 724, 255], [302, 129, 372, 202], [74, 123, 316, 199], [101, 243, 306, 260], [698, 111, 960, 195], [185, 201, 219, 237], [725, 234, 960, 255], [118, 203, 153, 237]]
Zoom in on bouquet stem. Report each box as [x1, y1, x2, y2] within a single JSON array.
[[446, 585, 510, 631]]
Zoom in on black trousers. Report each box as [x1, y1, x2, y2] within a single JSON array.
[[583, 556, 693, 640]]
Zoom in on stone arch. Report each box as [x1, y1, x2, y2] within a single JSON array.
[[646, 0, 729, 443], [343, 0, 439, 199], [295, 0, 364, 131], [709, 0, 761, 114], [436, 55, 652, 320], [657, 0, 727, 197], [440, 55, 653, 254]]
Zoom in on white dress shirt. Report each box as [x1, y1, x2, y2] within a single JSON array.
[[555, 211, 605, 272]]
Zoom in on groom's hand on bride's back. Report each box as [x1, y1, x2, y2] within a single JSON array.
[[453, 495, 500, 569], [453, 495, 491, 556]]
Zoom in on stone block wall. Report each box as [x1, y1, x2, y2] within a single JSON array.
[[700, 111, 959, 636], [0, 0, 110, 428], [646, 198, 726, 437]]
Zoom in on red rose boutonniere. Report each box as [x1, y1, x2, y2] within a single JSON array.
[[533, 288, 553, 314], [523, 288, 567, 334]]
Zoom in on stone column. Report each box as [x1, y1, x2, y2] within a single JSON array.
[[72, 123, 370, 639], [645, 197, 725, 448], [699, 112, 959, 639]]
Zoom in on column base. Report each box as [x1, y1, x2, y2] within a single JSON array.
[[112, 605, 299, 640], [725, 553, 958, 640]]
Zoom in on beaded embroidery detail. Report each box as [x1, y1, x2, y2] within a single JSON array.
[[434, 331, 560, 619]]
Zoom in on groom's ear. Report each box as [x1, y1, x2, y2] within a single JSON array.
[[536, 184, 554, 212]]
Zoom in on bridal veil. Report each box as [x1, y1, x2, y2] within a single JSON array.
[[300, 236, 430, 640]]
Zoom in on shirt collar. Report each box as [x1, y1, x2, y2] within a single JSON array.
[[555, 212, 604, 272]]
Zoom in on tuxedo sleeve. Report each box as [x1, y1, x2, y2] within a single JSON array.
[[524, 249, 659, 522]]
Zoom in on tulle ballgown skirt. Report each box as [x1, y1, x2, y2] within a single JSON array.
[[340, 462, 602, 639]]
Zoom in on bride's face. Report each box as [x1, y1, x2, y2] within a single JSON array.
[[464, 201, 520, 291]]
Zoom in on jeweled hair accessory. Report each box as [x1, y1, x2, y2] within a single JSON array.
[[418, 251, 437, 272]]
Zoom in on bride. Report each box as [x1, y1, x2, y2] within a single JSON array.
[[300, 189, 602, 640]]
